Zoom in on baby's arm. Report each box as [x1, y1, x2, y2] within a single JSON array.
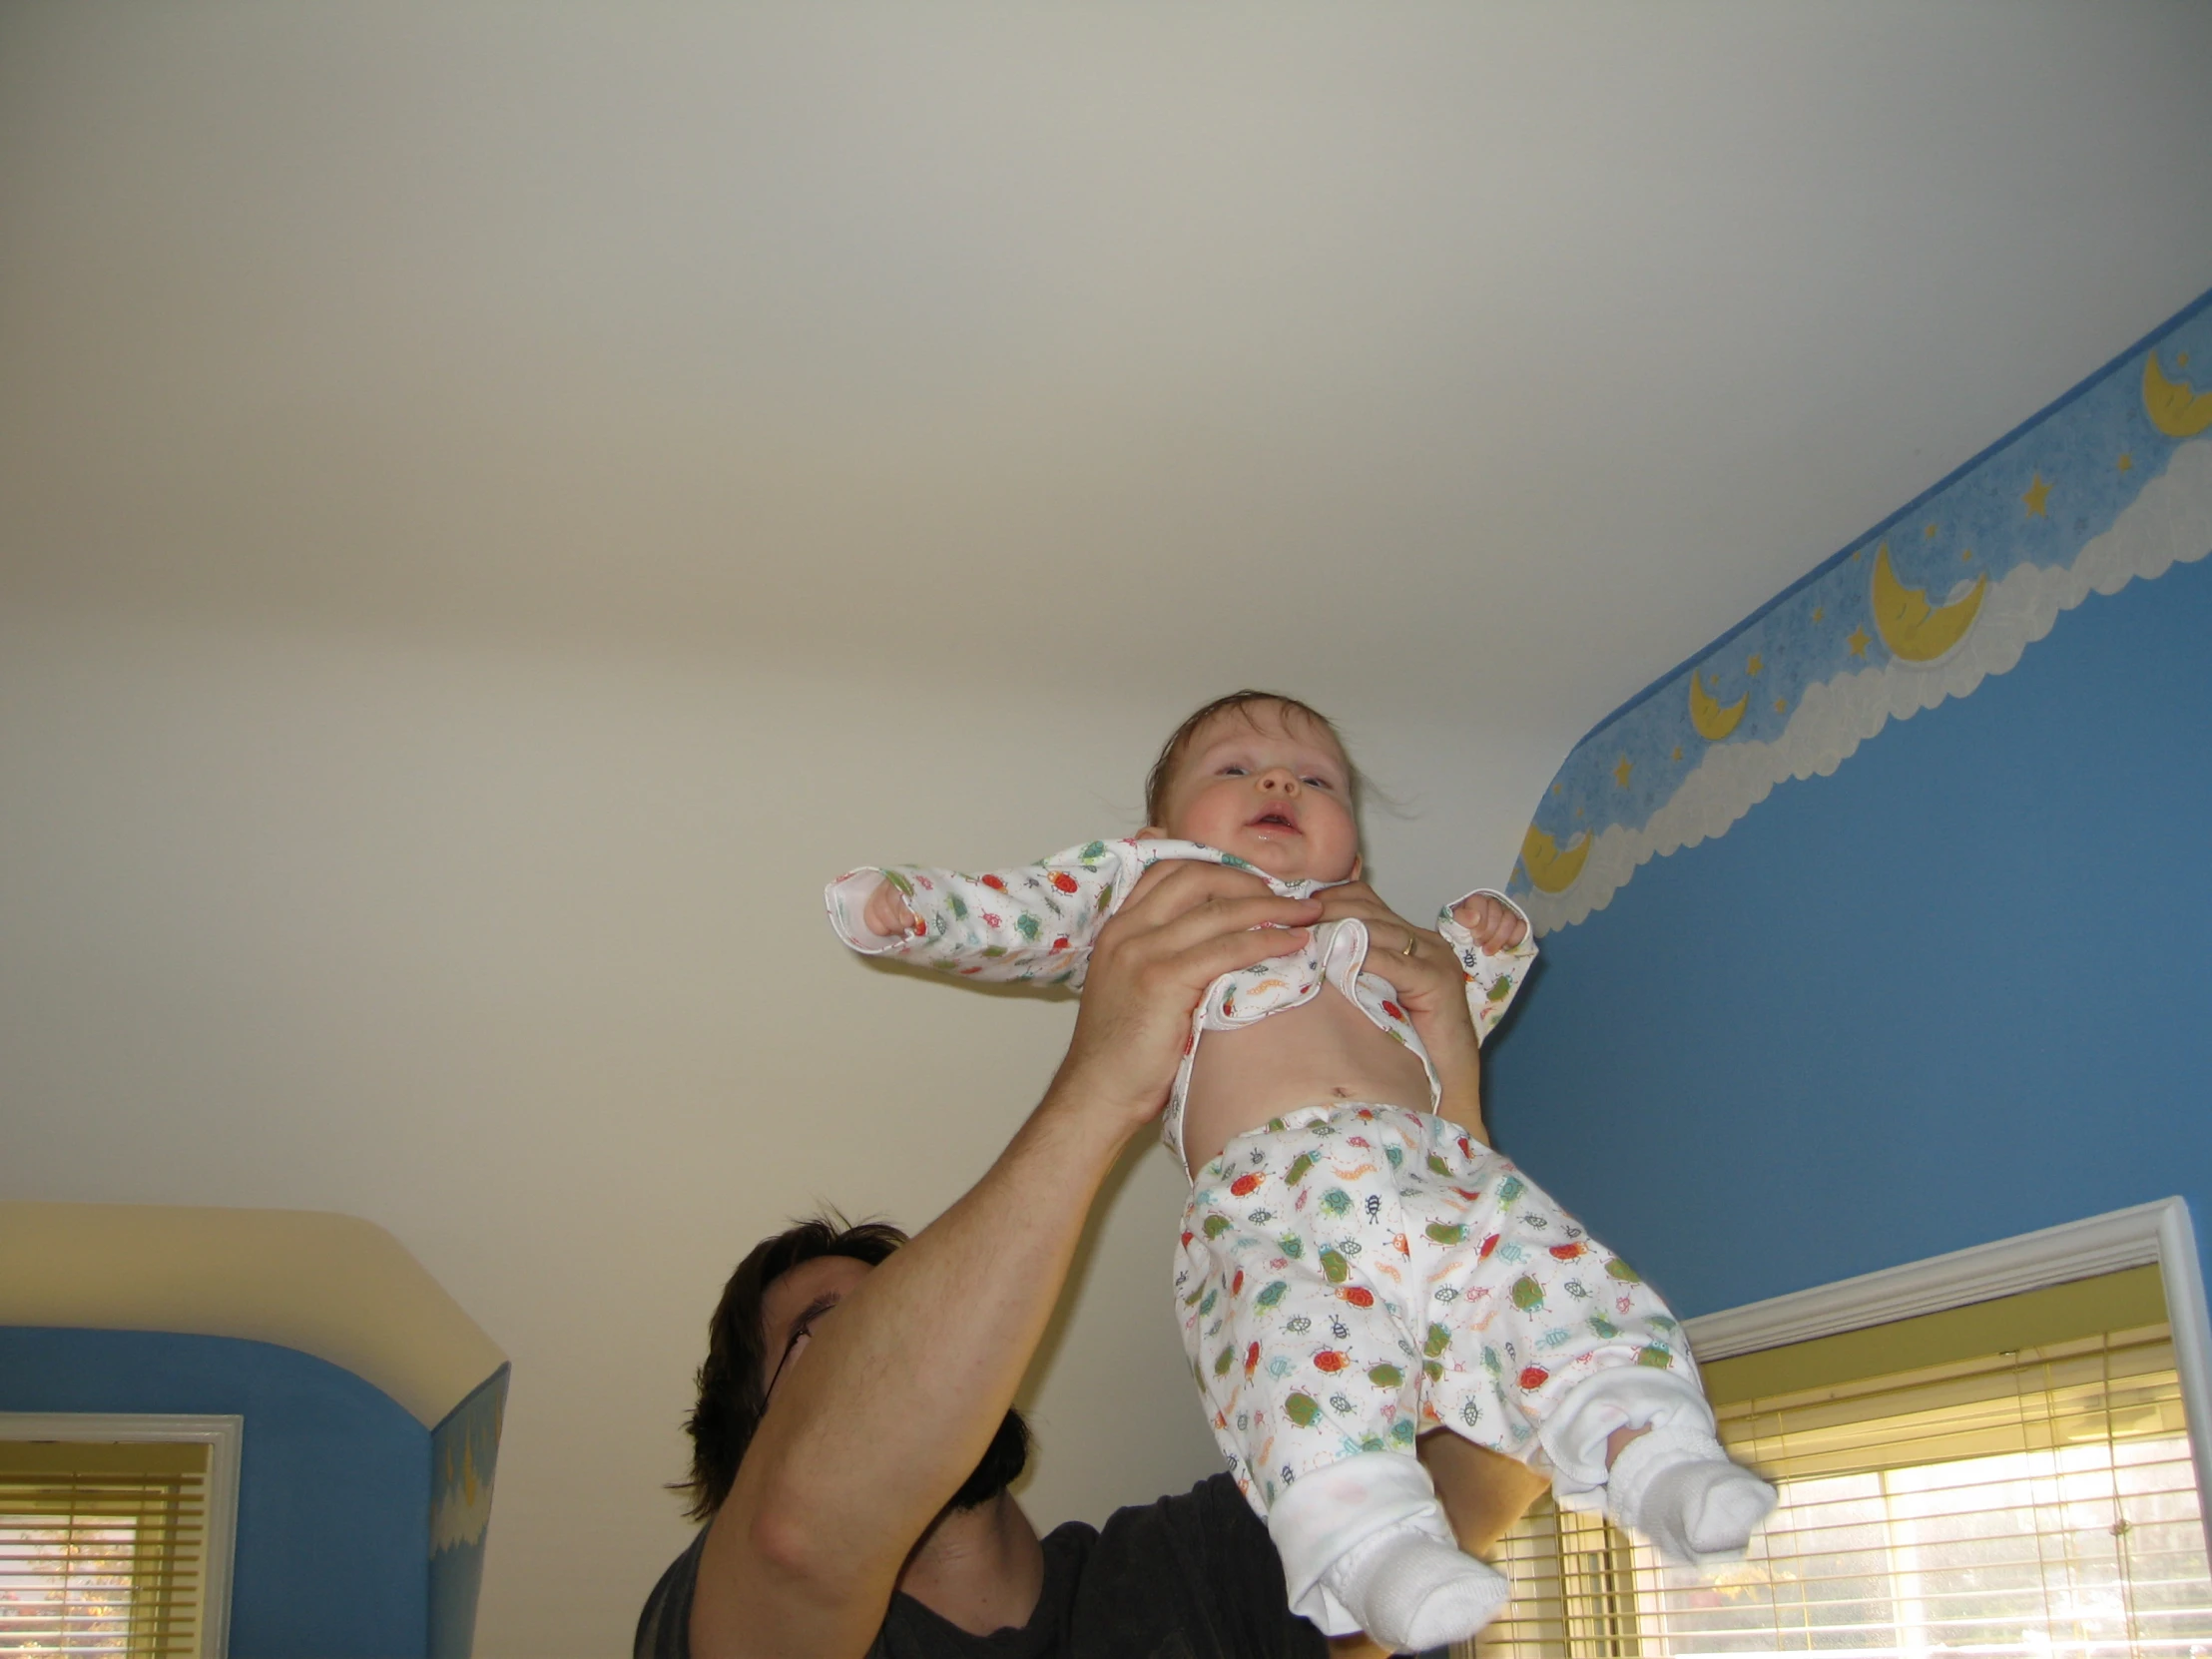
[[1438, 888, 1538, 1040], [825, 843, 1129, 987]]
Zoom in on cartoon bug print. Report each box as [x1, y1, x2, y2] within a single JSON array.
[[830, 840, 1705, 1528], [1176, 1101, 1701, 1519], [827, 837, 1537, 1167]]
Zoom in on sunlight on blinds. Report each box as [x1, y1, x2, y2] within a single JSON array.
[[0, 1439, 211, 1658], [1472, 1321, 2212, 1659]]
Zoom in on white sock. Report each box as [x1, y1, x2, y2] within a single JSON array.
[[1606, 1428, 1778, 1565], [1268, 1451, 1507, 1644], [1319, 1519, 1511, 1652]]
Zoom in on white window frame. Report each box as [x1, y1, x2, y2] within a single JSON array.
[[0, 1410, 244, 1659], [1682, 1195, 2212, 1556]]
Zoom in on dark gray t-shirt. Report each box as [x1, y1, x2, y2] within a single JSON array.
[[634, 1474, 1331, 1659]]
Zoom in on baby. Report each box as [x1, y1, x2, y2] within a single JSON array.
[[827, 691, 1774, 1653]]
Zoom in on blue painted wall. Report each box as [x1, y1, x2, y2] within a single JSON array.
[[0, 1328, 429, 1659], [1485, 541, 2212, 1320]]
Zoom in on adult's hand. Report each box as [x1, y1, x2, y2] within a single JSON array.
[[692, 862, 1320, 1659], [1311, 880, 1488, 1140], [1050, 860, 1322, 1139]]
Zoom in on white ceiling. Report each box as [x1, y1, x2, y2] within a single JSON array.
[[5, 1, 2212, 762]]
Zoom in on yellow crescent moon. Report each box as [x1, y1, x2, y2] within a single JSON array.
[[1520, 825, 1591, 894], [1871, 544, 1986, 663], [1688, 670, 1747, 741], [2144, 351, 2212, 438]]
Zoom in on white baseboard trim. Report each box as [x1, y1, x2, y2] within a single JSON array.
[[1683, 1197, 2212, 1557]]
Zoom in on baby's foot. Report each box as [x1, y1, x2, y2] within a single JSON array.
[[1607, 1432, 1778, 1565], [1320, 1521, 1511, 1653]]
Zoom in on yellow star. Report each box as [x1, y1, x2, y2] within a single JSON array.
[[1550, 783, 1561, 797], [1848, 627, 1870, 658], [1746, 654, 1764, 676], [1812, 606, 1824, 623], [1961, 548, 1973, 562], [1670, 745, 1682, 762], [1774, 697, 1787, 714], [2118, 452, 2134, 472], [2022, 473, 2051, 517], [1925, 524, 1938, 539], [1574, 806, 1584, 820], [1613, 756, 1633, 789], [2182, 351, 2193, 368]]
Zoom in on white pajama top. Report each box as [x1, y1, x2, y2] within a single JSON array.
[[825, 837, 1536, 1169]]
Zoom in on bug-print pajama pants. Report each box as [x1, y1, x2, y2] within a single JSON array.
[[1176, 1103, 1705, 1521]]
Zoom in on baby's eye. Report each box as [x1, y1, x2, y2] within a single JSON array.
[[1303, 776, 1337, 790], [1218, 766, 1248, 778]]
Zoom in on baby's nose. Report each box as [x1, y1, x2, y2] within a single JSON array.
[[1258, 768, 1300, 793]]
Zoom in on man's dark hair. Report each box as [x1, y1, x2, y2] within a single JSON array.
[[679, 1213, 909, 1521], [1142, 690, 1358, 830], [680, 1212, 1032, 1523]]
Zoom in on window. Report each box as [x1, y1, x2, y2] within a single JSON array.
[[0, 1415, 240, 1659], [1471, 1203, 2212, 1659]]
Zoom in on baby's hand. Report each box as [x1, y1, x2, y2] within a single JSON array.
[[1451, 892, 1527, 954], [864, 877, 919, 940]]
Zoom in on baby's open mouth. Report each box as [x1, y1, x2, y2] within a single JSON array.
[[1249, 812, 1300, 831]]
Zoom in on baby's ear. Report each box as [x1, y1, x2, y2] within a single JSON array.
[[1137, 825, 1166, 840], [1351, 852, 1364, 881]]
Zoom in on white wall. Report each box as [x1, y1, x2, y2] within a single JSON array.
[[0, 600, 1548, 1652]]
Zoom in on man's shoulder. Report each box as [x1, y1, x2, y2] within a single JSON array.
[[634, 1527, 709, 1659], [636, 1527, 896, 1659], [638, 1478, 1313, 1659], [1095, 1471, 1290, 1586], [1072, 1474, 1324, 1659], [1095, 1472, 1251, 1542]]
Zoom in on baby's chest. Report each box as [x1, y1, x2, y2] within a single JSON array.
[[1196, 983, 1420, 1084]]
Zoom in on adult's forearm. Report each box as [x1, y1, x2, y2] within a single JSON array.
[[755, 1075, 1131, 1543], [696, 866, 1324, 1658], [696, 1069, 1136, 1656]]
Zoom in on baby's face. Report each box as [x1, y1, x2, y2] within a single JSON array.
[[1146, 703, 1360, 883]]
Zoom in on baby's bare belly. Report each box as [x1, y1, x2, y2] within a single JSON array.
[[1181, 991, 1433, 1175]]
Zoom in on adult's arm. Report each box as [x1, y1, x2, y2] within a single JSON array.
[[692, 862, 1323, 1659]]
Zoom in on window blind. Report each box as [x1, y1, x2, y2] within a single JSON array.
[[1471, 1267, 2212, 1659], [0, 1438, 213, 1658]]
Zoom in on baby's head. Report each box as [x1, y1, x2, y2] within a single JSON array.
[[1140, 691, 1361, 884]]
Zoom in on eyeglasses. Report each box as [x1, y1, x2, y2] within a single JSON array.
[[764, 1297, 838, 1400], [764, 1324, 814, 1398]]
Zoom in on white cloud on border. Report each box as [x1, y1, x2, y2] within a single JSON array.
[[1524, 438, 2212, 936]]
